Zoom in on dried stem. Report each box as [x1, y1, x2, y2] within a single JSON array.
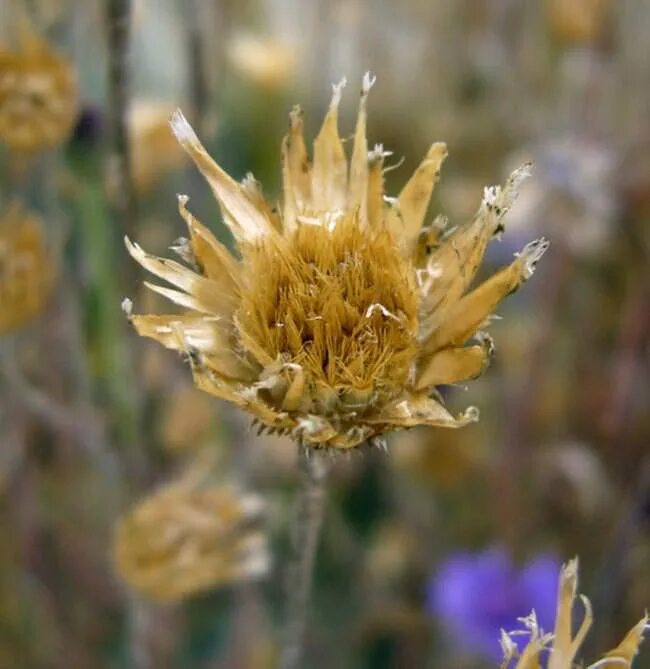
[[106, 0, 136, 235], [280, 446, 330, 669]]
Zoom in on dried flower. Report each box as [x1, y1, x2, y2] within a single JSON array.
[[113, 461, 268, 602], [428, 547, 560, 661], [500, 558, 648, 668], [126, 76, 548, 449], [0, 203, 53, 333], [0, 21, 78, 152]]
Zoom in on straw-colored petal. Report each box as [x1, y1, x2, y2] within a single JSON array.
[[593, 614, 649, 668], [348, 72, 375, 217], [241, 173, 282, 230], [372, 392, 479, 429], [549, 558, 580, 669], [423, 238, 549, 352], [169, 109, 275, 243], [415, 336, 493, 389], [418, 164, 533, 333], [177, 195, 240, 293], [386, 142, 447, 254], [312, 78, 348, 212], [285, 106, 312, 210], [281, 133, 298, 235], [130, 313, 221, 350], [366, 145, 388, 228], [131, 314, 254, 381], [126, 236, 236, 316]]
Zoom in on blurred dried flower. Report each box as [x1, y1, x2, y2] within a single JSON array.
[[0, 20, 77, 152], [545, 0, 612, 45], [113, 461, 268, 602], [126, 76, 547, 449], [129, 101, 185, 193], [0, 202, 53, 333], [500, 558, 648, 668], [227, 32, 297, 90]]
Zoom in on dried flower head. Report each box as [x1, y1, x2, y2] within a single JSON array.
[[126, 76, 548, 449], [0, 20, 78, 152], [500, 558, 648, 669], [113, 461, 268, 602], [0, 202, 53, 333]]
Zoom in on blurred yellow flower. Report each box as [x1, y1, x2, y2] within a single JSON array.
[[0, 202, 53, 333], [227, 33, 297, 90], [113, 461, 268, 602], [0, 21, 77, 152], [546, 0, 611, 45], [126, 76, 547, 449], [500, 558, 648, 669]]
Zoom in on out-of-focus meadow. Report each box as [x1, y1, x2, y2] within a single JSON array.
[[0, 0, 649, 667]]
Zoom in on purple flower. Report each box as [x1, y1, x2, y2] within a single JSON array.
[[427, 546, 560, 661]]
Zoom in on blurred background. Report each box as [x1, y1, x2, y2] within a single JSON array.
[[0, 0, 649, 667]]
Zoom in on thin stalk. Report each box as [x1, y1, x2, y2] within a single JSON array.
[[280, 446, 330, 669], [106, 0, 136, 236]]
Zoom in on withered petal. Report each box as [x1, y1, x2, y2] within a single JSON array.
[[311, 78, 348, 213], [170, 109, 276, 243], [423, 238, 549, 352]]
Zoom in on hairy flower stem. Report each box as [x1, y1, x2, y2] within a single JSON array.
[[280, 447, 330, 669]]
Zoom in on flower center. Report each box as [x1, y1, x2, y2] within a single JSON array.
[[237, 214, 418, 406]]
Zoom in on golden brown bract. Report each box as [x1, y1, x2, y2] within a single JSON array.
[[500, 559, 648, 669], [126, 76, 548, 449], [0, 23, 77, 153]]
